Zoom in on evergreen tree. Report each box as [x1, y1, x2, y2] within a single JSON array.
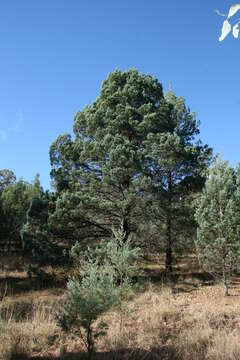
[[50, 69, 168, 246], [0, 169, 16, 243], [145, 90, 211, 272], [0, 169, 16, 191], [21, 189, 70, 278], [0, 174, 44, 255], [1, 178, 40, 248], [57, 226, 140, 359], [94, 225, 140, 332], [195, 157, 240, 295]]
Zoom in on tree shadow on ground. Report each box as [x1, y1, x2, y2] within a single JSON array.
[[142, 268, 215, 294], [0, 266, 68, 298], [30, 346, 180, 360], [0, 276, 65, 297]]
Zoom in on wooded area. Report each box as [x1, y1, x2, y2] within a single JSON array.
[[1, 69, 212, 265], [1, 69, 240, 360]]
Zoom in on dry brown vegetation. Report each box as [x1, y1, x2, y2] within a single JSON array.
[[1, 256, 240, 360]]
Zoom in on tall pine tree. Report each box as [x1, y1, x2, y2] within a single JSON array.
[[50, 69, 168, 246], [195, 157, 240, 295], [145, 90, 211, 272]]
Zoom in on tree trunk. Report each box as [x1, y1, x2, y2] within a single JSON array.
[[166, 216, 172, 273], [165, 171, 173, 273], [223, 263, 229, 296], [122, 216, 129, 242], [87, 327, 94, 360]]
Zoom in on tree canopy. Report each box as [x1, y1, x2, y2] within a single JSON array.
[[50, 69, 168, 246], [49, 69, 211, 271]]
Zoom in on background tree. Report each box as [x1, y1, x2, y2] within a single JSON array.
[[21, 191, 68, 276], [0, 169, 16, 242], [0, 169, 16, 191], [145, 90, 211, 272], [0, 174, 42, 254], [195, 157, 240, 295]]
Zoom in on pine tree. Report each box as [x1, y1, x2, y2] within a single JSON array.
[[57, 225, 140, 359], [145, 90, 211, 272], [0, 177, 42, 253], [195, 156, 240, 295], [57, 256, 118, 360], [21, 190, 70, 278], [95, 225, 140, 332], [0, 169, 16, 191], [50, 69, 168, 246]]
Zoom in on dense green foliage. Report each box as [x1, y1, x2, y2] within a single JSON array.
[[57, 226, 140, 359], [49, 69, 168, 245], [49, 69, 211, 271], [145, 90, 211, 271], [195, 157, 240, 295], [0, 173, 42, 253], [21, 192, 69, 277], [0, 169, 16, 190], [2, 67, 240, 298]]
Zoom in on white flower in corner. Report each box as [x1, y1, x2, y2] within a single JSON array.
[[232, 23, 240, 38], [217, 3, 240, 41], [219, 19, 232, 41], [227, 3, 240, 18]]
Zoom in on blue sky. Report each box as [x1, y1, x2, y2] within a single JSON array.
[[0, 1, 239, 190]]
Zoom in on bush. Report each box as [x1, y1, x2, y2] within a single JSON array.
[[57, 225, 140, 359]]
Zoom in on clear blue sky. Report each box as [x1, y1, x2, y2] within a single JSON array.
[[0, 1, 239, 190]]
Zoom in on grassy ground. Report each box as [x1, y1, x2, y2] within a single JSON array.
[[1, 255, 240, 360]]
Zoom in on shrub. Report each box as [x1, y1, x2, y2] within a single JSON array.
[[57, 225, 140, 359]]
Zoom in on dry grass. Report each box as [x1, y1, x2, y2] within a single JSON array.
[[1, 260, 240, 359], [0, 296, 61, 359], [97, 283, 240, 360]]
